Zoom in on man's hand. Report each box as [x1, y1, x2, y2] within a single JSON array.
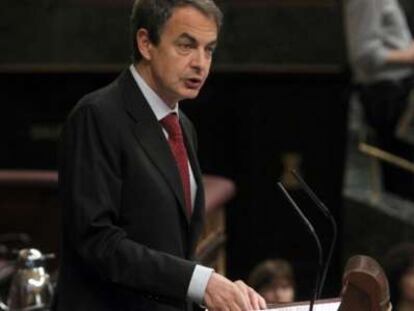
[[204, 272, 267, 310], [234, 280, 267, 310]]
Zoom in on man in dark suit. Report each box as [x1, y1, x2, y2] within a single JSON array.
[[55, 1, 266, 310]]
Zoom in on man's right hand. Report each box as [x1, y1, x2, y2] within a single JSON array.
[[204, 272, 267, 311]]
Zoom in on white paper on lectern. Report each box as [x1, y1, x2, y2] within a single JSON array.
[[206, 299, 340, 311], [265, 300, 340, 311]]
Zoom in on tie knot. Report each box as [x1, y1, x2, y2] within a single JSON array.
[[160, 113, 182, 139]]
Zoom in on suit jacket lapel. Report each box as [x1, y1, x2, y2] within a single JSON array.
[[181, 116, 206, 253], [180, 117, 204, 218], [118, 70, 190, 223]]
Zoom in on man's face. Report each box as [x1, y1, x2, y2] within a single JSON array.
[[143, 6, 218, 105]]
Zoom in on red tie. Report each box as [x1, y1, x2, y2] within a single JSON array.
[[160, 113, 192, 217]]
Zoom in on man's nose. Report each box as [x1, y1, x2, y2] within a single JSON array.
[[190, 49, 209, 72]]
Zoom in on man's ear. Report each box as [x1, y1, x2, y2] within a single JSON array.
[[136, 28, 153, 61]]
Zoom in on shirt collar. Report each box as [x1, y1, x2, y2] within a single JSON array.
[[129, 64, 179, 121]]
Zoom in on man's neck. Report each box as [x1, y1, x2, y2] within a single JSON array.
[[134, 63, 177, 109]]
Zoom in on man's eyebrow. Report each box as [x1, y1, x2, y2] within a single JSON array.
[[176, 33, 197, 43], [207, 40, 218, 47], [177, 32, 217, 46]]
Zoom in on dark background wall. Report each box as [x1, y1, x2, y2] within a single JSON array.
[[1, 0, 346, 65]]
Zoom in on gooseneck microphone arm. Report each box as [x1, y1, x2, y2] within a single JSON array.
[[277, 182, 323, 311], [291, 170, 338, 299]]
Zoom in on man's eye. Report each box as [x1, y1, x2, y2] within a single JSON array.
[[206, 47, 215, 54], [179, 43, 192, 50]]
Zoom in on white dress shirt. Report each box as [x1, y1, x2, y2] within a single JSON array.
[[129, 65, 213, 305]]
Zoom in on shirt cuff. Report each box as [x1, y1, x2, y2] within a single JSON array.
[[187, 264, 214, 305]]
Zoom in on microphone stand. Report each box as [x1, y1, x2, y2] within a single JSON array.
[[277, 182, 323, 311], [291, 170, 338, 299]]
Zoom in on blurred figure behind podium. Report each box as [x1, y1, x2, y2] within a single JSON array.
[[384, 243, 414, 311], [248, 259, 296, 304], [344, 0, 414, 200]]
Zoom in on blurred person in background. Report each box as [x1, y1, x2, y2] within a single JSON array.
[[248, 259, 296, 305], [345, 0, 414, 201], [384, 243, 414, 311]]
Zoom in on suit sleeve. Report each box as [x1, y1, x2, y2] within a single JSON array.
[[59, 102, 195, 302]]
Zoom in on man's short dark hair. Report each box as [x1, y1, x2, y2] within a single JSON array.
[[130, 0, 223, 63]]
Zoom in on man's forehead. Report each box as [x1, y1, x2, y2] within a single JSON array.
[[164, 6, 218, 42]]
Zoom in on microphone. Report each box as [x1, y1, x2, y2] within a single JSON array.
[[291, 170, 338, 298], [277, 182, 323, 311]]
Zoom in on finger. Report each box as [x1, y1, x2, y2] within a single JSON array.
[[234, 283, 247, 300], [235, 280, 248, 288], [235, 289, 251, 311], [246, 286, 267, 310], [248, 288, 260, 310], [235, 284, 253, 310], [258, 295, 267, 309]]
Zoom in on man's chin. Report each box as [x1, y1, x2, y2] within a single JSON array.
[[179, 89, 201, 100]]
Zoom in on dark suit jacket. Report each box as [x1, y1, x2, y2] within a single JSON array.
[[54, 69, 206, 311]]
